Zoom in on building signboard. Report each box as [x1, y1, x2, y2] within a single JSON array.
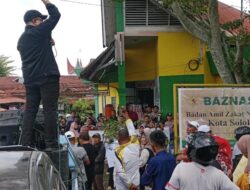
[[178, 87, 250, 148]]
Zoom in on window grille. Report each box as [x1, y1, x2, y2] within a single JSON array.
[[125, 0, 181, 26]]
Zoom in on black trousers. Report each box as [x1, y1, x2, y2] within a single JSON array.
[[21, 79, 59, 148], [108, 167, 114, 188], [86, 168, 94, 190]]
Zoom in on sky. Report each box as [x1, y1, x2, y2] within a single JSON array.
[[0, 0, 244, 76], [0, 0, 104, 76]]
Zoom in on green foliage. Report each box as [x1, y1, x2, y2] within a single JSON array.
[[221, 19, 243, 31], [102, 119, 125, 139], [163, 0, 209, 15], [134, 119, 144, 127], [163, 0, 250, 83], [72, 98, 94, 119], [0, 55, 15, 76], [59, 97, 71, 114]]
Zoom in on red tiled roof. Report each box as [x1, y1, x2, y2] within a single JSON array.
[[0, 76, 95, 103], [218, 1, 250, 33], [0, 77, 25, 99], [59, 76, 95, 97]]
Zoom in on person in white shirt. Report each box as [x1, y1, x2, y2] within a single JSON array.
[[139, 128, 154, 190], [122, 111, 137, 136], [105, 139, 118, 190], [139, 128, 154, 169], [114, 128, 140, 190], [166, 133, 239, 190]]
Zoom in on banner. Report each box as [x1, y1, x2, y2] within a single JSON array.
[[178, 87, 250, 148]]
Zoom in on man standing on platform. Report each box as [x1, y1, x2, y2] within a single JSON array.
[[17, 0, 61, 150]]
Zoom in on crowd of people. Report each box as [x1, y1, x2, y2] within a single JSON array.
[[57, 103, 250, 190], [57, 104, 174, 190], [15, 0, 250, 189]]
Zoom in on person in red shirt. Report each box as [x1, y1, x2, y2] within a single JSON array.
[[126, 103, 138, 122]]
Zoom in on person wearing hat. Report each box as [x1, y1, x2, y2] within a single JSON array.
[[186, 120, 199, 134], [65, 131, 90, 190], [92, 133, 106, 190], [175, 121, 200, 163], [198, 125, 233, 178], [17, 0, 61, 150], [166, 133, 239, 190]]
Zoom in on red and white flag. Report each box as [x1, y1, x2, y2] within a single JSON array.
[[67, 58, 75, 75]]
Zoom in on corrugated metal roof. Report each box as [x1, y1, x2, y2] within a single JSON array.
[[80, 41, 115, 83]]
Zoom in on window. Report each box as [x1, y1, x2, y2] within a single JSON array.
[[125, 0, 181, 26]]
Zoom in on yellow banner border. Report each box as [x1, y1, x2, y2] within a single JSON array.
[[173, 84, 250, 154]]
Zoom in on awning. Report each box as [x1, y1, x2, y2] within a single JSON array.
[[80, 41, 115, 83]]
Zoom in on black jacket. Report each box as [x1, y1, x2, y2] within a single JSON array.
[[17, 3, 61, 86]]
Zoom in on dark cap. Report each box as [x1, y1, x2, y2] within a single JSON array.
[[166, 112, 173, 117], [92, 133, 101, 139], [24, 10, 48, 23]]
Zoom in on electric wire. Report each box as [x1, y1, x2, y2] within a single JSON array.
[[60, 0, 101, 7], [60, 0, 248, 12]]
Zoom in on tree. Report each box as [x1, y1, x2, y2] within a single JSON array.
[[102, 119, 125, 139], [162, 0, 250, 83], [71, 98, 95, 119], [0, 55, 15, 77]]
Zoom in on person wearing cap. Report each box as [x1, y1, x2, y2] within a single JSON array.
[[65, 131, 90, 190], [185, 121, 200, 153], [186, 120, 199, 134], [17, 0, 61, 150], [175, 121, 200, 163], [198, 125, 233, 178], [92, 133, 106, 190]]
